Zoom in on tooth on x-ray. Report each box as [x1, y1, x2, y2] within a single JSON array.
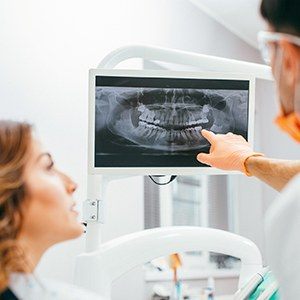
[[95, 87, 248, 152]]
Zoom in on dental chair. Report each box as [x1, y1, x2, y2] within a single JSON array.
[[74, 226, 278, 299]]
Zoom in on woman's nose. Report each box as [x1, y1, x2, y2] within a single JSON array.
[[69, 180, 78, 193], [56, 169, 77, 194], [64, 175, 77, 194]]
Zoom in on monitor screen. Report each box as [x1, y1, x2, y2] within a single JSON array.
[[91, 71, 251, 171]]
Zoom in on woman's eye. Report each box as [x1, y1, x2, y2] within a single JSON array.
[[47, 161, 54, 170]]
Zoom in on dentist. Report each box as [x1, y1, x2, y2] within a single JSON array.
[[197, 0, 300, 298]]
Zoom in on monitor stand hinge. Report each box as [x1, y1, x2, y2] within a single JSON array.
[[82, 199, 104, 223]]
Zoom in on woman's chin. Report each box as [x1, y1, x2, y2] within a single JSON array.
[[73, 223, 85, 237], [65, 222, 85, 240]]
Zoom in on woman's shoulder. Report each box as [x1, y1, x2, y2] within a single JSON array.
[[9, 273, 106, 300], [46, 278, 105, 300]]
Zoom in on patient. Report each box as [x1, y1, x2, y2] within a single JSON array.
[[0, 120, 100, 299]]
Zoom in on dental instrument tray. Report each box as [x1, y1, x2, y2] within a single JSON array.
[[89, 69, 255, 175]]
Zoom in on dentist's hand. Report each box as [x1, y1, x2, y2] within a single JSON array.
[[197, 129, 264, 175]]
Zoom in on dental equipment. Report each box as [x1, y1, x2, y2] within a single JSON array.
[[90, 68, 255, 175], [234, 268, 268, 299], [97, 45, 272, 80], [83, 44, 273, 250], [234, 268, 279, 300], [169, 253, 182, 300], [76, 45, 275, 299], [74, 226, 263, 299]]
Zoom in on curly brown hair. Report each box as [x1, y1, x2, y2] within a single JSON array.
[[0, 120, 32, 291]]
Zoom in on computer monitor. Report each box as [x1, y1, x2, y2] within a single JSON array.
[[89, 69, 255, 175]]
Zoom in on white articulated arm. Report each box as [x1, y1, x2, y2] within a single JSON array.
[[74, 226, 262, 298], [98, 44, 272, 81]]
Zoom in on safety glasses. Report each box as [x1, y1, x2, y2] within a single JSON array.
[[257, 31, 300, 65]]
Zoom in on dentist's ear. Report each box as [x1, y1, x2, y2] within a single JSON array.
[[280, 40, 300, 86]]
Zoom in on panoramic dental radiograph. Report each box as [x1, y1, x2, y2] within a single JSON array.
[[94, 77, 249, 168]]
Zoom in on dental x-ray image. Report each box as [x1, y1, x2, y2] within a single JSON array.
[[94, 76, 249, 168]]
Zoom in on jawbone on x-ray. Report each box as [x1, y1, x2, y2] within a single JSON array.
[[95, 87, 248, 152]]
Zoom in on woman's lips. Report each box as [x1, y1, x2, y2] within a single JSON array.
[[70, 203, 79, 215]]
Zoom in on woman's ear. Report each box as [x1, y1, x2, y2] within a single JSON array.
[[280, 41, 300, 87]]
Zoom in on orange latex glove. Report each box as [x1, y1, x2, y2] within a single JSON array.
[[196, 130, 264, 176]]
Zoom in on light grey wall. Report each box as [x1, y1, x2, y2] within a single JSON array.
[[162, 0, 262, 63]]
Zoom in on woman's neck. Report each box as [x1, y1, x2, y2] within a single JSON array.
[[17, 236, 50, 273]]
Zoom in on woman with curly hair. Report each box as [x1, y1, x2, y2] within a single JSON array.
[[0, 120, 100, 299]]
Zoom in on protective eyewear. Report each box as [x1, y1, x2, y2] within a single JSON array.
[[257, 31, 300, 65]]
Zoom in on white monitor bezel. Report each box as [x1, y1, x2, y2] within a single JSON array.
[[89, 68, 255, 175]]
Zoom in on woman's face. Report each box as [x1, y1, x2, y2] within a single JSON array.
[[19, 138, 84, 248]]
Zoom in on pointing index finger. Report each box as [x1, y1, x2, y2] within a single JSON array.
[[201, 129, 216, 144]]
